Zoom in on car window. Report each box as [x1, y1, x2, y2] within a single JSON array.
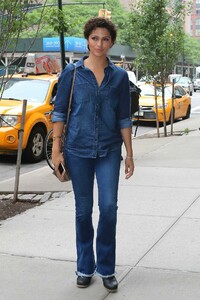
[[2, 78, 50, 103], [177, 77, 191, 84], [178, 77, 188, 83], [52, 83, 58, 98], [175, 86, 186, 96]]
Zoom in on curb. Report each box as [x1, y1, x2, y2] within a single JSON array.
[[0, 191, 70, 204]]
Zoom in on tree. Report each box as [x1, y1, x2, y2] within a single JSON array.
[[0, 0, 47, 82], [0, 0, 47, 202], [19, 0, 129, 42], [122, 0, 191, 136], [182, 34, 200, 77]]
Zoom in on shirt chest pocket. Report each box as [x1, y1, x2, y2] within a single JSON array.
[[73, 83, 91, 103], [101, 87, 120, 110]]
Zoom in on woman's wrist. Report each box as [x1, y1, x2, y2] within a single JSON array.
[[52, 141, 62, 152], [53, 135, 62, 141], [126, 156, 133, 160]]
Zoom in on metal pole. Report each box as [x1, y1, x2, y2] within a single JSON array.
[[171, 79, 175, 135], [13, 99, 27, 203], [154, 81, 160, 138], [58, 0, 66, 70]]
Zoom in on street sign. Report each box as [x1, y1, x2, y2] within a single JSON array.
[[43, 37, 88, 53]]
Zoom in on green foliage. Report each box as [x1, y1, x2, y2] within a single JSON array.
[[0, 0, 46, 53], [183, 35, 200, 65], [122, 0, 187, 80], [121, 0, 191, 136], [19, 0, 128, 41], [47, 8, 71, 33]]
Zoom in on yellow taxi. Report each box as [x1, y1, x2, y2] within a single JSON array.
[[132, 83, 191, 123], [0, 72, 58, 162]]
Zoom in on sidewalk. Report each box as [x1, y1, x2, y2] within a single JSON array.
[[0, 116, 200, 300]]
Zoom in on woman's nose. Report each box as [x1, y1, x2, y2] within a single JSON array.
[[97, 39, 102, 47]]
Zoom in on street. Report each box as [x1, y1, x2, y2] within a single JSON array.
[[0, 91, 200, 181]]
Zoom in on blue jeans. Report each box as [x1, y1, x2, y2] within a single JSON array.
[[64, 150, 121, 278]]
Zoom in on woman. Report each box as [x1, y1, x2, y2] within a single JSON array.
[[52, 17, 134, 292]]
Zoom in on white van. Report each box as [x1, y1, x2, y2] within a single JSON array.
[[168, 74, 182, 83]]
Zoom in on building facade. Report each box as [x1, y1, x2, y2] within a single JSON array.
[[120, 0, 200, 39], [190, 0, 200, 38]]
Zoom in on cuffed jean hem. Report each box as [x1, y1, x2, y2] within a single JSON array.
[[96, 271, 116, 278], [76, 271, 95, 278]]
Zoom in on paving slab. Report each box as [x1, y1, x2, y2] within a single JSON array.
[[117, 185, 200, 217], [120, 166, 200, 189], [0, 166, 72, 193], [184, 195, 200, 218], [106, 267, 200, 300], [0, 197, 76, 261], [134, 136, 200, 168], [0, 194, 174, 267], [137, 217, 200, 273], [0, 254, 130, 300]]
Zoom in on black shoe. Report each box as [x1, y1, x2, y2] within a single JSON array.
[[102, 276, 118, 292], [77, 276, 91, 288]]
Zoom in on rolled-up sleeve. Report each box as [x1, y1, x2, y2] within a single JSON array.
[[117, 71, 132, 129], [119, 117, 132, 129], [52, 111, 66, 123], [52, 64, 74, 123]]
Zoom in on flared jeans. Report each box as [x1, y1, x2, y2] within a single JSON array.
[[65, 150, 121, 278]]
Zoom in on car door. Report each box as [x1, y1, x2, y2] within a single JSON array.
[[174, 86, 188, 119]]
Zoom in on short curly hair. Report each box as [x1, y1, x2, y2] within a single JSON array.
[[84, 17, 117, 44]]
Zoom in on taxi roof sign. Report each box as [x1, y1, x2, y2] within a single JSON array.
[[24, 53, 61, 74]]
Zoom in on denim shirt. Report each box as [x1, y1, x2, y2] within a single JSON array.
[[52, 56, 132, 158]]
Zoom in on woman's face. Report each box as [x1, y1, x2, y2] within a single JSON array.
[[87, 27, 113, 57]]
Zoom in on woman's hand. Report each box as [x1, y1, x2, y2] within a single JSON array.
[[125, 157, 134, 179], [120, 127, 134, 179], [51, 133, 66, 180], [52, 150, 64, 171], [52, 150, 66, 181]]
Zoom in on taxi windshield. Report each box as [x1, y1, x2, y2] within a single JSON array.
[[1, 78, 50, 103], [177, 77, 189, 84], [140, 84, 172, 98]]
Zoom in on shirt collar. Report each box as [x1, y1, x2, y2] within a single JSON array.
[[75, 56, 115, 70]]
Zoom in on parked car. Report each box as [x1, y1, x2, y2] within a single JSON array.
[[132, 83, 191, 123], [137, 75, 154, 87], [175, 76, 193, 96], [168, 75, 193, 95], [0, 73, 58, 162], [168, 74, 182, 83], [193, 77, 200, 92]]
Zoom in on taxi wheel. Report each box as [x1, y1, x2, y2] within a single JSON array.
[[183, 105, 191, 120], [24, 126, 46, 163]]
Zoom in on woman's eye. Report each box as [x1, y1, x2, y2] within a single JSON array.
[[91, 36, 110, 42]]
